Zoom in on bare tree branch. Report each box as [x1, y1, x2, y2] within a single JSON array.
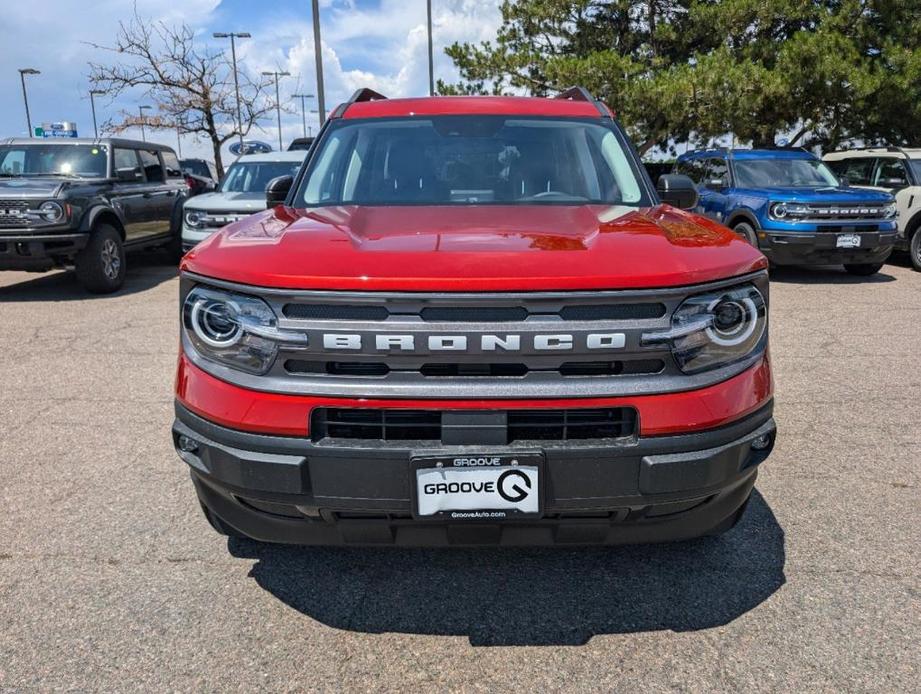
[[86, 6, 273, 175]]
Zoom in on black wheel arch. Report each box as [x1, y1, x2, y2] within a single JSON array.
[[904, 210, 921, 240], [80, 205, 127, 240], [725, 209, 760, 230]]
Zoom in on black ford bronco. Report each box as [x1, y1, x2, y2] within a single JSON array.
[[0, 138, 188, 292]]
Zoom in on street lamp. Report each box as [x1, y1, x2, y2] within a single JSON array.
[[138, 105, 152, 142], [213, 31, 251, 147], [262, 70, 291, 150], [310, 0, 326, 126], [291, 92, 315, 139], [89, 89, 106, 139], [18, 68, 40, 138], [426, 0, 434, 96]]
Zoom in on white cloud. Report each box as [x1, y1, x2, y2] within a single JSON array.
[[0, 0, 503, 160]]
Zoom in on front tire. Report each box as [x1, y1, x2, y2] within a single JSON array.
[[732, 221, 759, 247], [75, 224, 125, 293], [910, 229, 921, 271], [844, 262, 884, 276]]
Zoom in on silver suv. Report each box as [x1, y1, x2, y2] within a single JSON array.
[[824, 147, 921, 270], [181, 150, 306, 252]]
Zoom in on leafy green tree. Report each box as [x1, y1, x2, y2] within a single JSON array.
[[440, 0, 921, 153]]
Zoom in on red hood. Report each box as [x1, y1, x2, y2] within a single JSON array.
[[182, 204, 766, 291]]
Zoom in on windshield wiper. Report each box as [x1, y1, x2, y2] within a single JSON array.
[[0, 172, 21, 178]]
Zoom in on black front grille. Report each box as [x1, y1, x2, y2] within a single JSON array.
[[420, 306, 528, 322], [0, 200, 32, 228], [287, 359, 663, 378], [559, 303, 666, 320], [281, 300, 666, 322], [283, 303, 389, 320], [311, 407, 638, 444]]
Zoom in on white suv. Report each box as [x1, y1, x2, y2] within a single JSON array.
[[181, 150, 306, 252], [824, 147, 921, 270]]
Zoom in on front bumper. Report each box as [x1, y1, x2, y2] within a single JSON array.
[[0, 232, 88, 270], [758, 228, 897, 265], [174, 400, 775, 546]]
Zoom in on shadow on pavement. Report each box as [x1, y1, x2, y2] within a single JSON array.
[[768, 265, 896, 284], [229, 490, 785, 646], [0, 249, 178, 302]]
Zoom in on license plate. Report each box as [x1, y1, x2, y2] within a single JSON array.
[[412, 452, 542, 519], [837, 234, 861, 249]]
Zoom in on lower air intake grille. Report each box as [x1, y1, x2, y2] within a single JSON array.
[[311, 407, 637, 444], [507, 408, 636, 441]]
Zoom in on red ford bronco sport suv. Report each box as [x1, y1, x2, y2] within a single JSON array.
[[173, 88, 775, 546]]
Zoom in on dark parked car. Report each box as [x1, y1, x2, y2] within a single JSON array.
[[287, 137, 314, 151], [0, 137, 188, 292], [180, 158, 219, 197]]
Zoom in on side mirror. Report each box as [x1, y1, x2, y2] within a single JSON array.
[[265, 175, 294, 208], [115, 167, 142, 182], [657, 174, 699, 210]]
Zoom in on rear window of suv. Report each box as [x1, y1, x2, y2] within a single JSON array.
[[295, 116, 647, 207]]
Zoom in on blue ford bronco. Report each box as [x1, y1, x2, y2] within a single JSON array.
[[674, 148, 898, 275]]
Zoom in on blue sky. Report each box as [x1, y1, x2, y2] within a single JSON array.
[[0, 0, 500, 159]]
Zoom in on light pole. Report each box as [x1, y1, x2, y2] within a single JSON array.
[[213, 31, 251, 147], [176, 123, 183, 158], [292, 92, 315, 139], [89, 89, 105, 138], [311, 0, 326, 126], [138, 105, 151, 141], [426, 0, 434, 96], [18, 68, 40, 137], [262, 70, 291, 150]]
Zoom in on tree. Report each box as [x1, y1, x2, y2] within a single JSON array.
[[441, 0, 921, 154], [88, 10, 273, 175]]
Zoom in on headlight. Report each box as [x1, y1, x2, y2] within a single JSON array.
[[183, 286, 307, 374], [769, 202, 811, 220], [642, 283, 767, 374], [883, 202, 897, 219], [184, 209, 206, 229], [38, 201, 65, 222]]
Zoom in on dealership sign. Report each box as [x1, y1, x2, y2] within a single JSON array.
[[36, 122, 78, 138]]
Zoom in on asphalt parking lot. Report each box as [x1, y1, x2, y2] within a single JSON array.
[[0, 253, 919, 691]]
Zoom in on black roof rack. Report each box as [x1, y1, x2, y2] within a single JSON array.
[[555, 86, 611, 118], [332, 88, 389, 118]]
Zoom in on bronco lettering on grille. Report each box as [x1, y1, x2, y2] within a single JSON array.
[[319, 333, 626, 353]]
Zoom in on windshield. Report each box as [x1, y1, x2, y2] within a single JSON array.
[[181, 160, 213, 178], [220, 160, 302, 193], [295, 116, 646, 206], [910, 160, 921, 182], [0, 144, 108, 178], [734, 158, 840, 188]]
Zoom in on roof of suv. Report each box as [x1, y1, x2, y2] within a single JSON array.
[[233, 151, 307, 164], [0, 137, 175, 151], [341, 95, 610, 120], [679, 148, 817, 161], [824, 147, 921, 160]]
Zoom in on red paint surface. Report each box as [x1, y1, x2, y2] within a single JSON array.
[[175, 354, 773, 438], [340, 96, 607, 120], [182, 204, 767, 292]]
